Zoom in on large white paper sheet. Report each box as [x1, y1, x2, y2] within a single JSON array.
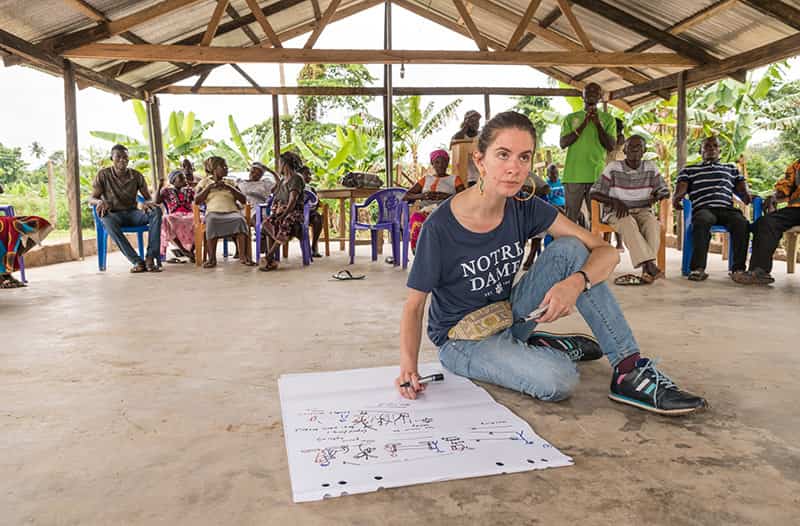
[[279, 364, 573, 502]]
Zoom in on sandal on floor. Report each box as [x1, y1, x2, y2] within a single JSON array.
[[166, 257, 185, 264], [130, 262, 147, 273], [730, 270, 773, 285], [203, 260, 217, 269], [613, 273, 650, 286], [687, 270, 709, 281], [240, 260, 257, 267], [258, 261, 279, 272], [331, 270, 365, 281], [1, 275, 25, 288], [146, 263, 162, 273]]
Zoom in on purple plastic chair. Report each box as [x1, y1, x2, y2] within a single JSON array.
[[0, 204, 26, 283], [349, 187, 409, 269], [255, 188, 318, 266]]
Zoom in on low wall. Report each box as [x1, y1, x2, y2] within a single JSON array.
[[21, 233, 144, 269]]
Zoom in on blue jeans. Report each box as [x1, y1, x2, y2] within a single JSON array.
[[438, 237, 640, 402], [100, 207, 162, 265]]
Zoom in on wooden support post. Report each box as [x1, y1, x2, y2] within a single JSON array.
[[383, 0, 394, 187], [63, 60, 84, 260], [47, 160, 57, 225], [483, 93, 490, 120], [272, 94, 280, 171], [148, 96, 166, 189], [676, 70, 687, 250]]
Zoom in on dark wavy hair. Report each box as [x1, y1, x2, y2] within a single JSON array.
[[279, 151, 304, 172], [477, 111, 537, 154]]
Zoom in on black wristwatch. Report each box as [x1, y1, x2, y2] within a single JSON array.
[[575, 270, 591, 293]]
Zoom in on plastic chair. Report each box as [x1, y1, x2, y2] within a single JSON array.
[[0, 204, 26, 282], [591, 199, 669, 273], [192, 203, 249, 267], [681, 196, 762, 276], [255, 189, 318, 266], [349, 188, 409, 269], [91, 196, 148, 272]]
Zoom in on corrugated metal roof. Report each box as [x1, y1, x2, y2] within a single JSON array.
[[0, 0, 798, 106]]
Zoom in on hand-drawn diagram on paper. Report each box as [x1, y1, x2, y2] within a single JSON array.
[[279, 364, 573, 502]]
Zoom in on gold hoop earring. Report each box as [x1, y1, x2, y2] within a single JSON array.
[[513, 174, 536, 202]]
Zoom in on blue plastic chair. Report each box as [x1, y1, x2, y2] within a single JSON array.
[[0, 204, 27, 283], [349, 188, 409, 269], [255, 189, 318, 266], [681, 196, 762, 276], [92, 196, 149, 271]]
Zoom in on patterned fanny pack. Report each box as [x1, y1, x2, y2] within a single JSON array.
[[447, 301, 514, 341]]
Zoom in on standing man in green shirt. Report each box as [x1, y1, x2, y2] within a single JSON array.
[[559, 83, 617, 227]]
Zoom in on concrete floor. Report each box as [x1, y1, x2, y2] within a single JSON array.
[[2, 244, 799, 526]]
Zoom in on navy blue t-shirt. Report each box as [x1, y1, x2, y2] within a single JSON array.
[[407, 197, 559, 346]]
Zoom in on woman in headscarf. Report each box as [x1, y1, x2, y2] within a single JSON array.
[[260, 151, 305, 272], [403, 149, 465, 252], [195, 156, 254, 268], [0, 183, 53, 288], [156, 168, 196, 262]]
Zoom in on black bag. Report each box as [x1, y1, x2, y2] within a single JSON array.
[[340, 171, 383, 189]]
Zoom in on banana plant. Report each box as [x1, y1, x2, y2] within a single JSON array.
[[392, 95, 462, 178]]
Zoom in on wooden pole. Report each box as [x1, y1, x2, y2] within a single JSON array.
[[47, 160, 57, 225], [146, 101, 158, 189], [483, 93, 490, 120], [272, 94, 280, 171], [383, 0, 393, 186], [63, 60, 84, 260], [676, 70, 687, 250], [149, 96, 166, 188]]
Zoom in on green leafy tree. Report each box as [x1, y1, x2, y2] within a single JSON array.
[[392, 95, 461, 177], [0, 143, 27, 185], [513, 95, 561, 144]]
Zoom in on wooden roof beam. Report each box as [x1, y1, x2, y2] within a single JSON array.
[[742, 0, 800, 32], [46, 0, 205, 52], [63, 45, 698, 67], [226, 4, 262, 45], [244, 0, 284, 47], [102, 0, 306, 78], [159, 85, 583, 95], [567, 0, 716, 64], [506, 0, 543, 51], [453, 0, 488, 51], [573, 0, 739, 81], [391, 0, 631, 111], [610, 31, 800, 100], [304, 0, 343, 49], [555, 0, 593, 51], [140, 0, 381, 93], [230, 63, 268, 93], [310, 0, 322, 19], [0, 28, 141, 99], [200, 0, 231, 46]]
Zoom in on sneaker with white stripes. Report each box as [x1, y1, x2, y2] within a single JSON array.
[[527, 331, 604, 362], [609, 358, 706, 415]]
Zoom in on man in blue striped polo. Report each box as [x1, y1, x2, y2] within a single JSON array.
[[673, 136, 752, 282]]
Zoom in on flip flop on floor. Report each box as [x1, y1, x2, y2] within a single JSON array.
[[130, 262, 147, 273], [614, 273, 651, 286], [0, 275, 26, 288], [687, 270, 709, 281], [331, 270, 365, 281], [165, 257, 185, 264]]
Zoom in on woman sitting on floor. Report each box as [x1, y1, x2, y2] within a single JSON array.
[[395, 111, 706, 416], [194, 157, 254, 268], [0, 183, 53, 288], [260, 152, 306, 272], [404, 149, 465, 253], [156, 169, 196, 262]]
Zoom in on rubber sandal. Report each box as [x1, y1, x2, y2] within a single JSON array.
[[613, 273, 648, 286], [130, 263, 147, 273], [146, 264, 163, 273], [331, 270, 365, 281], [166, 257, 185, 264], [0, 275, 25, 288], [687, 270, 709, 281], [203, 261, 217, 269]]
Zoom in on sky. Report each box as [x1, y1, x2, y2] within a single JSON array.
[[0, 4, 796, 166]]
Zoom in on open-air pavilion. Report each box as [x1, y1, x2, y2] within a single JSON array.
[[2, 1, 800, 524]]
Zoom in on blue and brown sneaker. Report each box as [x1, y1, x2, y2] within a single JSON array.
[[609, 358, 706, 415], [527, 331, 604, 362]]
